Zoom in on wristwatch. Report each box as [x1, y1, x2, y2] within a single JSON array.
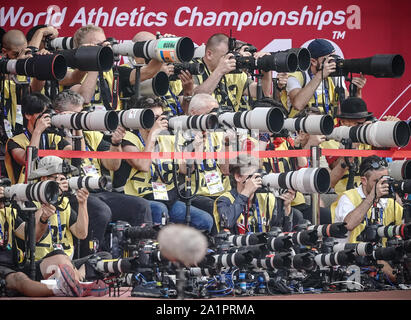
[[183, 95, 192, 102]]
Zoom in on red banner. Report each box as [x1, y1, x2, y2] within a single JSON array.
[[1, 0, 410, 120]]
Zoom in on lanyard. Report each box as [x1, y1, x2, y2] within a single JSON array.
[[200, 133, 217, 171], [24, 130, 47, 149], [309, 71, 330, 114], [167, 89, 184, 115], [365, 205, 384, 225], [136, 131, 156, 178], [48, 209, 63, 243], [84, 143, 95, 164], [254, 199, 263, 232]]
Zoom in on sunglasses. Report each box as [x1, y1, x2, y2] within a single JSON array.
[[360, 159, 388, 176]]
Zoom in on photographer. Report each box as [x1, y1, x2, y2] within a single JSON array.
[[51, 89, 152, 258], [118, 96, 213, 232], [69, 25, 166, 111], [5, 92, 71, 184], [214, 158, 305, 235], [333, 155, 403, 282], [192, 33, 272, 112], [285, 38, 366, 117], [119, 31, 194, 115], [0, 183, 104, 297]]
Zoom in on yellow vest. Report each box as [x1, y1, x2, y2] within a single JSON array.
[[5, 132, 66, 184], [161, 80, 184, 114], [82, 131, 105, 176], [321, 139, 372, 196], [175, 131, 231, 198], [330, 188, 403, 244], [1, 76, 27, 130], [193, 59, 250, 112], [280, 71, 338, 118], [0, 206, 24, 263], [34, 197, 75, 260], [213, 191, 276, 233], [124, 132, 177, 197], [83, 69, 122, 110]]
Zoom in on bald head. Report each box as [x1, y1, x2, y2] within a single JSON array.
[[132, 31, 156, 42], [2, 30, 27, 58], [188, 93, 219, 115]]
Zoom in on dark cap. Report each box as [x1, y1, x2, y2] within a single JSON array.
[[337, 97, 373, 119], [307, 39, 335, 59]]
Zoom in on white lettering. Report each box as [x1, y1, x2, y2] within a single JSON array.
[[70, 7, 87, 27], [115, 12, 129, 27], [0, 7, 24, 27], [346, 5, 361, 29], [237, 11, 252, 31], [174, 6, 190, 26], [20, 12, 33, 27], [318, 10, 333, 30]]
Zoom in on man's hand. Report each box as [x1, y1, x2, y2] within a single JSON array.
[[373, 176, 390, 200], [149, 115, 169, 142], [303, 134, 326, 149], [161, 64, 175, 76], [33, 112, 52, 134], [40, 26, 59, 40], [76, 188, 89, 205], [39, 203, 57, 222], [215, 53, 237, 76], [382, 115, 401, 122], [320, 56, 337, 78], [111, 126, 126, 146], [179, 70, 194, 96], [279, 189, 296, 215], [241, 173, 262, 197], [277, 72, 289, 90], [351, 73, 367, 90]]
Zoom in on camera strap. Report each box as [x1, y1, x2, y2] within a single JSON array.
[[98, 71, 113, 110], [309, 70, 330, 115], [254, 198, 263, 232], [48, 209, 63, 243], [111, 65, 120, 110], [168, 89, 184, 115]]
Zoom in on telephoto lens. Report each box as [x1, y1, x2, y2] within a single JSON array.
[[253, 252, 293, 270], [291, 252, 316, 271], [185, 267, 217, 277], [4, 181, 60, 205], [330, 54, 405, 78], [278, 230, 318, 247], [168, 114, 219, 131], [139, 71, 169, 96], [314, 250, 356, 267], [284, 48, 311, 71], [267, 235, 294, 252], [0, 54, 67, 81], [268, 51, 299, 72], [227, 234, 261, 246], [327, 121, 411, 148], [46, 36, 74, 50], [95, 257, 139, 274], [333, 242, 374, 256], [172, 62, 204, 77], [372, 246, 404, 261], [118, 108, 155, 130], [131, 37, 195, 63], [68, 176, 112, 192], [51, 110, 119, 132], [58, 46, 114, 71], [376, 223, 411, 240], [307, 222, 348, 239], [213, 251, 253, 268], [283, 114, 334, 135], [262, 167, 331, 194], [388, 160, 411, 180], [217, 107, 285, 133]]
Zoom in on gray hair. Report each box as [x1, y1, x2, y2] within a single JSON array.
[[188, 93, 218, 115], [53, 90, 84, 112]]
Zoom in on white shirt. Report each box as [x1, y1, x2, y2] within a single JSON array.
[[334, 185, 389, 243]]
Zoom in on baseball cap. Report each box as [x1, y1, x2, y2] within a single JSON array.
[[307, 39, 335, 59]]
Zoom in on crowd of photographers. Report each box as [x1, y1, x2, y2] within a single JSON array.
[[0, 24, 410, 298]]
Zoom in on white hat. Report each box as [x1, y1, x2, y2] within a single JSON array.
[[28, 156, 78, 180]]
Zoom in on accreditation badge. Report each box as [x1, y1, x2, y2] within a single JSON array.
[[15, 104, 23, 125], [3, 119, 13, 138], [204, 171, 224, 195], [82, 164, 99, 176], [152, 182, 169, 201]]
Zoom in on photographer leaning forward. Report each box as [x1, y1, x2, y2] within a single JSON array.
[[283, 38, 367, 118], [192, 33, 272, 112], [69, 25, 164, 111], [51, 90, 152, 258], [332, 156, 403, 282]]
